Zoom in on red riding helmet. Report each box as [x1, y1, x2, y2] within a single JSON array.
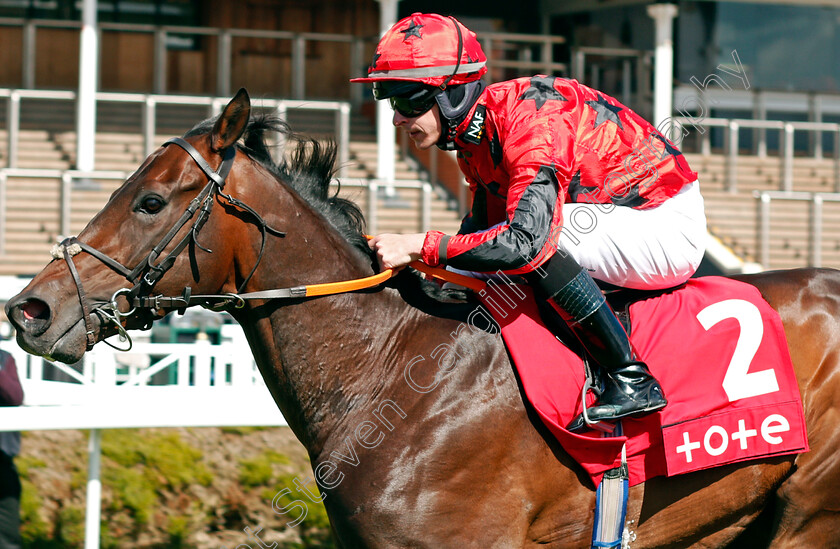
[[351, 13, 487, 95]]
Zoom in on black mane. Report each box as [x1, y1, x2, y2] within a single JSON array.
[[185, 114, 372, 258]]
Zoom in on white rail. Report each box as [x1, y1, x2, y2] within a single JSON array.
[[671, 116, 840, 193], [754, 190, 840, 269], [0, 324, 285, 549], [0, 88, 351, 177]]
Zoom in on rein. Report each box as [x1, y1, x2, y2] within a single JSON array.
[[54, 136, 487, 352], [129, 259, 487, 311]]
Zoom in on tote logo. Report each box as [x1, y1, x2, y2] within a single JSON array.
[[463, 105, 486, 144]]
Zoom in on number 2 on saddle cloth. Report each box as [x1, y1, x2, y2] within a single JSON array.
[[473, 275, 808, 487]]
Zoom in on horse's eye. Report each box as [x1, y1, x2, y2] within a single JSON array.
[[138, 195, 165, 214]]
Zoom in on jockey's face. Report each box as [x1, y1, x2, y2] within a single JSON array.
[[393, 104, 442, 150]]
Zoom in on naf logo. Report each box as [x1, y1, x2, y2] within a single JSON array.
[[462, 105, 487, 145]]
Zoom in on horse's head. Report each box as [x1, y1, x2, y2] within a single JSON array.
[[5, 88, 294, 363]]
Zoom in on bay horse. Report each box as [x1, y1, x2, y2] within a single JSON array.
[[6, 89, 840, 548]]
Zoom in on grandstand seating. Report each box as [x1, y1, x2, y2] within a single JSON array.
[[688, 152, 840, 270], [0, 101, 463, 276], [4, 97, 840, 278]]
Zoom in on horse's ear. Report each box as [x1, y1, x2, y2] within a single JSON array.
[[210, 88, 251, 152]]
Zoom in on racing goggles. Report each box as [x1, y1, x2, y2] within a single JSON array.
[[373, 81, 442, 117]]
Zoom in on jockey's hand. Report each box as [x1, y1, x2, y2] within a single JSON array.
[[368, 233, 426, 271]]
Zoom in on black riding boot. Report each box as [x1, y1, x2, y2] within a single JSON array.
[[527, 252, 667, 433]]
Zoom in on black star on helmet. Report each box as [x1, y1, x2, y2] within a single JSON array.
[[370, 51, 382, 70], [518, 76, 567, 111], [585, 94, 624, 130], [400, 19, 424, 40]]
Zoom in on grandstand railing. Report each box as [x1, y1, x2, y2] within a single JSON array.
[[0, 323, 283, 549], [0, 87, 352, 177], [0, 18, 569, 103], [754, 190, 840, 269], [0, 168, 127, 255], [342, 178, 433, 235], [674, 86, 840, 159], [571, 46, 654, 114], [0, 168, 433, 257], [672, 116, 840, 193]]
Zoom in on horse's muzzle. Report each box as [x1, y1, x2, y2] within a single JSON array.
[[6, 296, 51, 337], [5, 292, 93, 363]]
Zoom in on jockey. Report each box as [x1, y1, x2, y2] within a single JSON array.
[[352, 13, 707, 432]]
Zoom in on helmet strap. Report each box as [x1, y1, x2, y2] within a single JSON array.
[[439, 16, 465, 91], [435, 80, 486, 151]]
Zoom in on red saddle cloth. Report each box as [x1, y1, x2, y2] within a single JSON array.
[[479, 276, 808, 487]]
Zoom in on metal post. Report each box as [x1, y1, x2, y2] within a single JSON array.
[[573, 49, 585, 81], [518, 43, 532, 72], [84, 429, 102, 549], [60, 173, 72, 237], [7, 91, 20, 169], [811, 194, 823, 267], [421, 182, 432, 232], [210, 97, 225, 117], [590, 67, 599, 91], [429, 147, 438, 187], [275, 103, 287, 155], [621, 58, 631, 107], [76, 0, 99, 171], [292, 35, 306, 100], [96, 27, 103, 91], [647, 3, 678, 130], [701, 126, 711, 157], [0, 172, 6, 255], [217, 30, 232, 97], [142, 96, 157, 158], [755, 90, 766, 158], [482, 38, 493, 78], [153, 28, 167, 94], [834, 128, 840, 193], [726, 121, 739, 193], [811, 94, 823, 160], [194, 333, 211, 387], [350, 38, 366, 108], [542, 39, 553, 76], [375, 0, 398, 196], [22, 22, 36, 89], [639, 53, 653, 119], [367, 180, 378, 234], [337, 103, 351, 178], [758, 192, 770, 268], [781, 123, 794, 192]]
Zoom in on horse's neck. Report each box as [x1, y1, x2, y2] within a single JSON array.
[[235, 226, 418, 454]]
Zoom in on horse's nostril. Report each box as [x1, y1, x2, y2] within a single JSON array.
[[21, 299, 50, 322]]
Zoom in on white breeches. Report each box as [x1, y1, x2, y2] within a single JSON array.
[[557, 181, 707, 289], [447, 181, 707, 291]]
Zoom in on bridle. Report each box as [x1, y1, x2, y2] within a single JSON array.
[[53, 136, 285, 351], [53, 135, 487, 353]]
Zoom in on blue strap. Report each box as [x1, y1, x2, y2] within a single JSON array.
[[591, 423, 629, 549]]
